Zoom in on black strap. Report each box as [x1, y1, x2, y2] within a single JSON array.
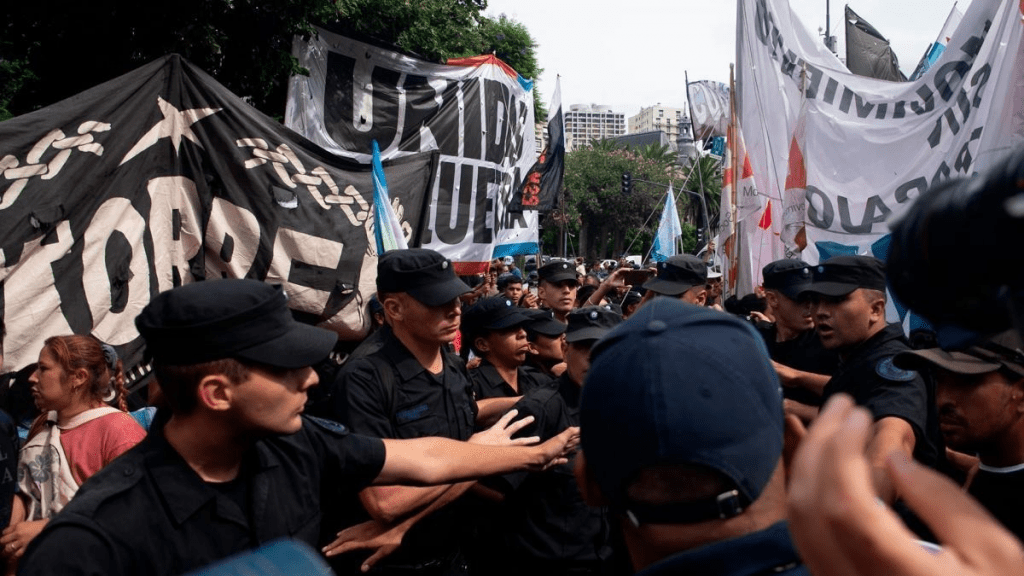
[[622, 489, 749, 526]]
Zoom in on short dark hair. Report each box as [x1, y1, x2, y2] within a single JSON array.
[[154, 358, 250, 414]]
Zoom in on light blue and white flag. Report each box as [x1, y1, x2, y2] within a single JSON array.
[[651, 186, 682, 262], [371, 140, 408, 254]]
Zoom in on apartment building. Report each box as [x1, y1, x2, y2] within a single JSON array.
[[563, 104, 626, 151]]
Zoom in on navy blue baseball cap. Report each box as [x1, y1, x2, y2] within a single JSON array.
[[580, 298, 783, 524], [377, 248, 472, 306], [643, 255, 707, 296], [136, 279, 338, 368], [801, 255, 886, 298]]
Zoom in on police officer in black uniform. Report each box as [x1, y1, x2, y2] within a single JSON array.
[[16, 279, 580, 576], [478, 305, 624, 576], [537, 261, 580, 323], [333, 248, 489, 575], [522, 309, 568, 380], [640, 254, 708, 306], [801, 255, 941, 502], [464, 296, 551, 399], [758, 259, 839, 418]]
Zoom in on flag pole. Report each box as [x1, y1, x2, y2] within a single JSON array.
[[728, 65, 740, 296], [684, 70, 713, 260]]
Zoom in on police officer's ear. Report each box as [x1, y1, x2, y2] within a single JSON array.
[[474, 335, 491, 354], [196, 373, 235, 412], [763, 290, 779, 311], [381, 293, 405, 322], [695, 288, 707, 307], [573, 452, 608, 507]]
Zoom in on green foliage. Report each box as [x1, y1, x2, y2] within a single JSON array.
[[477, 14, 545, 118], [551, 139, 684, 260], [1, 0, 547, 122], [682, 155, 723, 225], [1, 0, 341, 118]]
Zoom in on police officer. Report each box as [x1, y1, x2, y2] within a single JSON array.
[[758, 259, 838, 419], [333, 248, 526, 575], [522, 309, 568, 380], [537, 261, 580, 323], [477, 305, 624, 576], [16, 279, 579, 576], [464, 296, 550, 399], [801, 255, 941, 503], [639, 254, 708, 306]]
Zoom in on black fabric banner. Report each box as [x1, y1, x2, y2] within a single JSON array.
[[845, 5, 907, 82], [0, 55, 438, 383], [510, 97, 565, 213]]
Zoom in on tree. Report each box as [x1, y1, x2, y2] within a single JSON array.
[[0, 1, 547, 122], [551, 139, 681, 261], [0, 0, 341, 120], [477, 14, 546, 118]]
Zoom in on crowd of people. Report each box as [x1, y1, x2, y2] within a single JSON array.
[[0, 166, 1022, 575]]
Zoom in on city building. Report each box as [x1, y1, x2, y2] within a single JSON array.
[[563, 104, 626, 151], [628, 105, 689, 151]]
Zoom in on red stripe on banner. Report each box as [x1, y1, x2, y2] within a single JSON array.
[[785, 136, 806, 190], [742, 154, 754, 179], [758, 200, 773, 230], [453, 261, 489, 275], [446, 54, 520, 80]]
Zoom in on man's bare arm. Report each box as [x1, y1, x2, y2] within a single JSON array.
[[867, 416, 917, 504], [772, 360, 830, 396]]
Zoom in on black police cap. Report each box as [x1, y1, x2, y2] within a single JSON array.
[[643, 255, 707, 296], [566, 305, 623, 343], [377, 248, 471, 307], [801, 255, 886, 298], [135, 280, 337, 368], [762, 259, 813, 300], [538, 260, 578, 284]]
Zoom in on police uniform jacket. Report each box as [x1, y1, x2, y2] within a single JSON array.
[[337, 329, 478, 567], [18, 416, 385, 576], [756, 324, 839, 406], [469, 358, 552, 400], [478, 373, 614, 571], [821, 323, 941, 467]]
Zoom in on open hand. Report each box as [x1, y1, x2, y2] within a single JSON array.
[[468, 409, 537, 447], [533, 426, 580, 471], [788, 394, 1024, 576], [323, 518, 408, 572]]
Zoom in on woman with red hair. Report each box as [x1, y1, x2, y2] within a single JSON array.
[[0, 335, 145, 568]]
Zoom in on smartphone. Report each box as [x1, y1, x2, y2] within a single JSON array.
[[621, 269, 654, 286]]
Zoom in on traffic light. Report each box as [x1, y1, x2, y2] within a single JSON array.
[[696, 226, 706, 248], [621, 172, 632, 195]]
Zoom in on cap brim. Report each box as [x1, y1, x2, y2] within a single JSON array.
[[566, 327, 611, 343], [893, 348, 1001, 375], [406, 277, 472, 307], [775, 284, 811, 301], [642, 277, 697, 296], [485, 310, 531, 331], [527, 319, 568, 337], [540, 272, 578, 284], [234, 322, 338, 369], [800, 282, 858, 298]]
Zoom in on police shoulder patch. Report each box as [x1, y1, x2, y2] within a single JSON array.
[[876, 357, 917, 382]]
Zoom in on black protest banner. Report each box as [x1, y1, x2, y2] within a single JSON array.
[[0, 55, 437, 381]]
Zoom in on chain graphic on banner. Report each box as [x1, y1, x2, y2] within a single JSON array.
[[0, 122, 111, 210], [236, 138, 372, 226]]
